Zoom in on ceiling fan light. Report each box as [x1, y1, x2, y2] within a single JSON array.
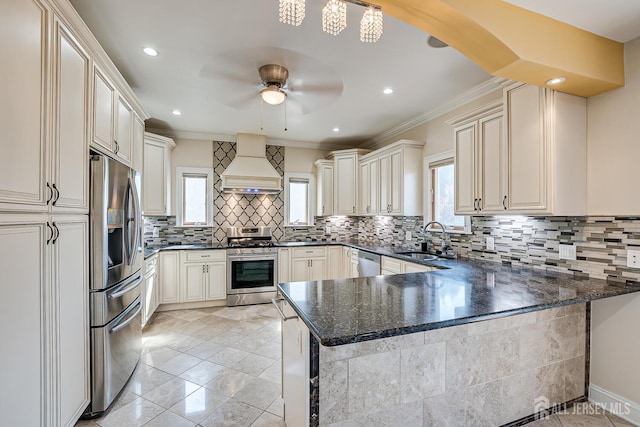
[[360, 7, 383, 43], [261, 85, 287, 105], [279, 0, 305, 26], [322, 0, 347, 36]]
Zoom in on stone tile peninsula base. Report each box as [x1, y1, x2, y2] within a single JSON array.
[[312, 304, 587, 426]]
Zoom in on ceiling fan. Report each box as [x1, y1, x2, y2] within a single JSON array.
[[259, 64, 289, 105]]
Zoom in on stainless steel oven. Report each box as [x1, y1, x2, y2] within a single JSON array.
[[227, 248, 278, 306]]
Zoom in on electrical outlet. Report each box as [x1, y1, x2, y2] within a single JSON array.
[[486, 236, 495, 251], [627, 249, 640, 268], [405, 231, 412, 240], [559, 244, 577, 260], [152, 227, 160, 238], [325, 225, 332, 234]]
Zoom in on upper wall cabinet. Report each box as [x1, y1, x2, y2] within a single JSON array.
[[451, 83, 586, 216], [451, 103, 504, 215], [328, 149, 370, 215], [359, 157, 378, 215], [314, 160, 334, 216], [361, 140, 424, 216], [504, 83, 586, 215], [143, 132, 175, 216]]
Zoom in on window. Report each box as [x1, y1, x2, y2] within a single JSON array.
[[424, 152, 470, 233], [176, 167, 214, 227], [284, 173, 314, 227]]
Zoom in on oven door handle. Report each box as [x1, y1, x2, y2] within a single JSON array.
[[272, 298, 298, 321]]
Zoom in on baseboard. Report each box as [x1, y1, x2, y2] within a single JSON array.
[[589, 384, 640, 426], [156, 300, 226, 312]]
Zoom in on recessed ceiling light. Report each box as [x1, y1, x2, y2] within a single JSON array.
[[332, 127, 340, 132], [383, 88, 394, 95], [143, 47, 158, 57], [172, 110, 182, 116], [546, 76, 566, 85]]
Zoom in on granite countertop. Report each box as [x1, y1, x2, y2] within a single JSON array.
[[278, 257, 640, 346]]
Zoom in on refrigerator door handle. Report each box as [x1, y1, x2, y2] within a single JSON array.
[[109, 300, 142, 334], [128, 174, 141, 267]]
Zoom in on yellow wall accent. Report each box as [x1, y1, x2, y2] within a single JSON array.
[[376, 0, 624, 97]]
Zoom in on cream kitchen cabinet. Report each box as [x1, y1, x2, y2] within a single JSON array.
[[327, 149, 370, 215], [278, 248, 291, 283], [403, 261, 437, 273], [143, 132, 175, 216], [343, 246, 354, 278], [290, 246, 327, 282], [115, 94, 134, 165], [451, 103, 504, 215], [314, 160, 334, 216], [0, 214, 89, 427], [327, 245, 344, 279], [359, 157, 379, 215], [159, 251, 180, 303], [132, 116, 145, 173], [504, 83, 587, 215], [350, 248, 359, 277], [142, 254, 159, 327], [381, 256, 437, 275], [0, 7, 89, 214], [180, 250, 227, 302], [374, 141, 424, 216]]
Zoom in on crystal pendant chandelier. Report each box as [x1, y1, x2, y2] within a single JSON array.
[[360, 6, 383, 43], [279, 0, 305, 26], [322, 0, 347, 36]]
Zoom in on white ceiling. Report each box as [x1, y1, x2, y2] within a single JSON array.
[[69, 0, 640, 147]]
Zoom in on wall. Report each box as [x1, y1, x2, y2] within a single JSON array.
[[284, 146, 329, 174], [587, 36, 640, 215], [169, 138, 214, 215]]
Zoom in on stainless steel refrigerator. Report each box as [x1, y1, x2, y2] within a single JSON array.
[[84, 152, 143, 418]]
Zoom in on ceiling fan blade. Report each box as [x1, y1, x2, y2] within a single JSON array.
[[199, 64, 256, 85], [287, 83, 343, 97], [224, 92, 258, 110]]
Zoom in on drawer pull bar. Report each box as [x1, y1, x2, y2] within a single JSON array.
[[272, 298, 298, 321]]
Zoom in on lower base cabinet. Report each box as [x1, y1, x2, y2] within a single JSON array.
[[0, 214, 89, 427], [142, 255, 159, 327], [280, 298, 310, 427]]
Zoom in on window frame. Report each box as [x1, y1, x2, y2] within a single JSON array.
[[284, 172, 315, 227], [423, 151, 471, 234], [175, 167, 214, 227]]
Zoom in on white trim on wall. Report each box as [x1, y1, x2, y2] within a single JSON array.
[[283, 172, 315, 227], [175, 167, 214, 227], [590, 384, 640, 426]]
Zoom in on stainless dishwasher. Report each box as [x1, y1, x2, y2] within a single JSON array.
[[358, 251, 381, 277]]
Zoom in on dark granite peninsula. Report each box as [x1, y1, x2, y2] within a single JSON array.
[[276, 258, 640, 427]]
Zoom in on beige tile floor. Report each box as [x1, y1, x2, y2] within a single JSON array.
[[74, 304, 637, 427], [75, 304, 285, 427]]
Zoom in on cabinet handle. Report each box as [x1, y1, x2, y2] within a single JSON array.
[[46, 183, 53, 205], [46, 222, 54, 245], [310, 260, 313, 267], [271, 298, 298, 321], [202, 265, 205, 274], [503, 195, 507, 210], [52, 222, 60, 245], [114, 140, 119, 154], [52, 183, 60, 206], [477, 198, 482, 211], [353, 206, 355, 214], [473, 199, 478, 211], [206, 265, 209, 273], [322, 206, 325, 214]]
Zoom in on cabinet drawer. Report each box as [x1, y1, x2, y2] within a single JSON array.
[[291, 246, 327, 258], [145, 254, 158, 272], [381, 256, 402, 274], [184, 250, 226, 262], [403, 261, 435, 273]]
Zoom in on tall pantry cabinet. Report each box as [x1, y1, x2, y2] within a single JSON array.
[[0, 0, 149, 426]]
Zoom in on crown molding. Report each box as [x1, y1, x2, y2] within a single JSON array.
[[145, 128, 343, 151], [360, 76, 511, 149]]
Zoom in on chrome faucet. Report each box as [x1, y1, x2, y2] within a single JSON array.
[[422, 221, 450, 255]]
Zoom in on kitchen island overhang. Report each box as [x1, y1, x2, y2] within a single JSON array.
[[277, 258, 640, 427]]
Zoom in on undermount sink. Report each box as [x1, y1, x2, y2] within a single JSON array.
[[395, 251, 439, 261]]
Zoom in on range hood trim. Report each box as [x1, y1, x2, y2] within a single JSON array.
[[220, 134, 282, 194]]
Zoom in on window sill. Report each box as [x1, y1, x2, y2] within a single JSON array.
[[285, 224, 314, 229], [174, 224, 212, 228], [425, 227, 472, 235]]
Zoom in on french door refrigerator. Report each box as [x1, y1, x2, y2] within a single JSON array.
[[84, 152, 143, 418]]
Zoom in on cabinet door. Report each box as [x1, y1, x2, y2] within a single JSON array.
[[0, 218, 48, 427], [321, 164, 334, 216], [342, 247, 352, 278], [281, 300, 309, 427], [53, 216, 89, 427], [143, 141, 167, 215], [132, 116, 144, 173], [479, 113, 505, 213], [0, 0, 48, 210], [115, 95, 133, 165], [206, 262, 226, 300], [92, 67, 115, 153], [505, 84, 548, 212], [309, 257, 327, 282], [334, 155, 357, 215], [52, 20, 89, 213], [454, 123, 477, 215], [379, 153, 390, 214], [403, 261, 434, 273], [278, 248, 290, 283], [327, 246, 343, 279], [183, 263, 206, 302], [159, 252, 180, 303], [359, 161, 370, 215], [291, 258, 310, 282], [389, 150, 403, 215], [368, 157, 379, 215]]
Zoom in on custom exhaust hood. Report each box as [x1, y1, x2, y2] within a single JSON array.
[[220, 133, 282, 194]]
